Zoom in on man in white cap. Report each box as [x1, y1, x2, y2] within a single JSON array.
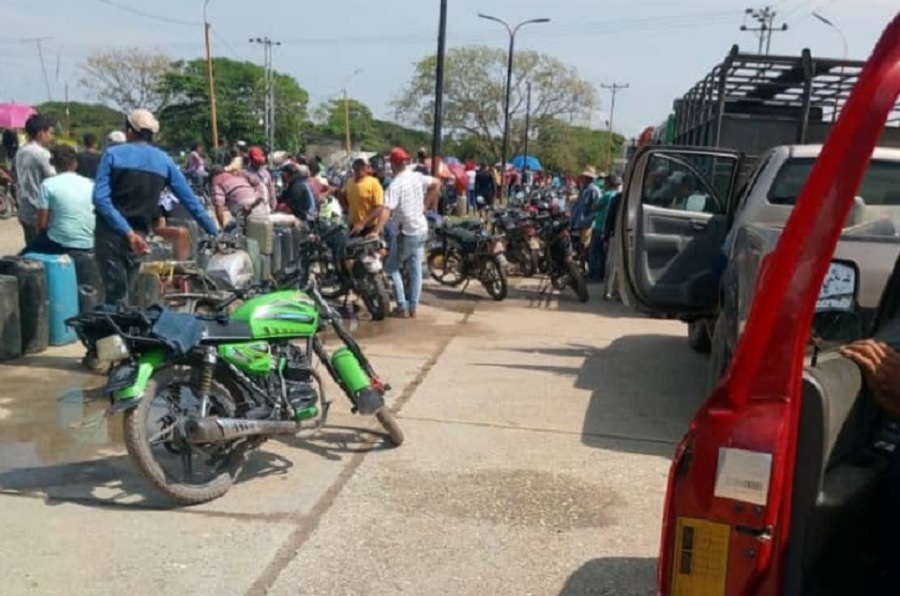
[[92, 108, 218, 305], [106, 130, 126, 146]]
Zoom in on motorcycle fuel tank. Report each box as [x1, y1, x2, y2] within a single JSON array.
[[229, 290, 319, 340]]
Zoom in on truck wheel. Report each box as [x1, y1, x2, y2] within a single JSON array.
[[687, 320, 712, 353], [706, 313, 731, 393]]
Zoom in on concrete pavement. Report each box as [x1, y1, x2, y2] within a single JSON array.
[[0, 217, 707, 595]]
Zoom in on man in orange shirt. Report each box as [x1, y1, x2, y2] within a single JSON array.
[[342, 157, 386, 238]]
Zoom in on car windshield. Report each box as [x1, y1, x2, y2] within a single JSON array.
[[768, 157, 900, 206]]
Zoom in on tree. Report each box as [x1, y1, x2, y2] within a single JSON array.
[[534, 118, 625, 173], [36, 101, 123, 143], [156, 57, 309, 152], [78, 47, 173, 113], [393, 46, 597, 162], [312, 97, 378, 149]]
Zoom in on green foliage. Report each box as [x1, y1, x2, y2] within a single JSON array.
[[35, 101, 123, 144], [157, 57, 308, 151], [393, 45, 598, 161], [535, 118, 625, 173]]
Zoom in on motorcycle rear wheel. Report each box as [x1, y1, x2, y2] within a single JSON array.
[[481, 255, 508, 301], [0, 189, 13, 220], [568, 262, 589, 303], [123, 366, 243, 505], [428, 250, 464, 287], [361, 274, 391, 321], [375, 408, 404, 446]]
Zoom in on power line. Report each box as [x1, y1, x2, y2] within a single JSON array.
[[211, 29, 243, 61], [96, 0, 201, 27]]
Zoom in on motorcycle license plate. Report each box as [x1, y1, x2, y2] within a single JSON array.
[[527, 237, 541, 250], [105, 364, 138, 393]]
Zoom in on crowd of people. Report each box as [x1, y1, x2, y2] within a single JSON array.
[[1, 109, 448, 319]]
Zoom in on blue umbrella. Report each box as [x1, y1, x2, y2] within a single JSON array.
[[444, 156, 461, 166], [511, 155, 543, 171]]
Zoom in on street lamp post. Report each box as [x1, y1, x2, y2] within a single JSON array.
[[477, 13, 550, 201], [812, 12, 849, 117]]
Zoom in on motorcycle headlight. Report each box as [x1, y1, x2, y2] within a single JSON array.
[[96, 334, 130, 363]]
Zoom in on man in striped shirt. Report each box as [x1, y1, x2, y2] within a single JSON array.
[[384, 147, 440, 318]]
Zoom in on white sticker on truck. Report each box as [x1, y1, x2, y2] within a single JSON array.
[[714, 447, 772, 506]]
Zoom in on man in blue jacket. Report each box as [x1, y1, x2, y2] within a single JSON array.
[[93, 109, 218, 305]]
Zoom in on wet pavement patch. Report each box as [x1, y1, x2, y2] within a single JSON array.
[[380, 468, 620, 530]]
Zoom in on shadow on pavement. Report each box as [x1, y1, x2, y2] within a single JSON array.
[[480, 334, 708, 457], [559, 556, 657, 595], [0, 449, 294, 509], [276, 424, 395, 461]]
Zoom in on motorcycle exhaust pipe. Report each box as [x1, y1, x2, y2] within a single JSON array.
[[185, 417, 300, 443]]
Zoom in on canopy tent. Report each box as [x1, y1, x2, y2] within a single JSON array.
[[510, 155, 543, 171], [0, 103, 36, 130]]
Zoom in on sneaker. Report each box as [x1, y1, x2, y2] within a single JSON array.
[[391, 308, 409, 319], [409, 308, 417, 319]]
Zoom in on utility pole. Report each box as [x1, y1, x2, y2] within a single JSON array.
[[600, 82, 628, 173], [343, 89, 352, 155], [250, 37, 281, 154], [740, 6, 788, 55], [431, 0, 448, 178], [20, 37, 54, 102], [203, 1, 219, 148], [522, 81, 531, 173]]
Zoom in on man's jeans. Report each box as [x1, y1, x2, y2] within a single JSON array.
[[94, 219, 140, 306], [19, 220, 37, 246], [387, 233, 427, 312], [588, 229, 606, 280]]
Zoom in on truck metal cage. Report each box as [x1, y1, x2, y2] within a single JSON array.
[[672, 45, 900, 156]]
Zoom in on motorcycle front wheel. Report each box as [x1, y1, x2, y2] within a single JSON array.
[[481, 255, 508, 301], [375, 408, 404, 446], [123, 366, 243, 505]]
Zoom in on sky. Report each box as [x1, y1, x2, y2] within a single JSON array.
[[0, 0, 896, 138]]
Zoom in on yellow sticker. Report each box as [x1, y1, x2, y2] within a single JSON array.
[[670, 517, 730, 596]]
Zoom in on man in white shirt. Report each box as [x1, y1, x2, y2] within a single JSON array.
[[384, 147, 441, 318], [15, 114, 56, 244]]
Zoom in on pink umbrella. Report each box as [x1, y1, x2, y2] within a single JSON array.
[[0, 103, 36, 129]]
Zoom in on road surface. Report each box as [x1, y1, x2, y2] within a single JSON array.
[[0, 219, 708, 595]]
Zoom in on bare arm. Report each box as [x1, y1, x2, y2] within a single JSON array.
[[36, 209, 50, 232], [424, 179, 441, 211]]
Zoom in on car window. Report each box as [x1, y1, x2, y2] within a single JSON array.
[[733, 153, 773, 215], [768, 158, 900, 206], [641, 153, 737, 215]]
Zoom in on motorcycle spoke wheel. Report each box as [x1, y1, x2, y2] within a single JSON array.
[[375, 408, 404, 446], [123, 366, 242, 505], [480, 257, 508, 301], [429, 252, 464, 287]]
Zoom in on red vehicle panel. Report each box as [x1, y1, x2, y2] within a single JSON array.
[[657, 13, 900, 595]]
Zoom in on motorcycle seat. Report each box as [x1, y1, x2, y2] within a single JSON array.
[[199, 319, 255, 344], [443, 226, 480, 249]]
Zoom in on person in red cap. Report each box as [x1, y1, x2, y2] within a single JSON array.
[[383, 146, 441, 318], [245, 146, 276, 209]]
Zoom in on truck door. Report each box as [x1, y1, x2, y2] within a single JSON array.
[[617, 147, 743, 317]]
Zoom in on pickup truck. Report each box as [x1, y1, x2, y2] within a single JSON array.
[[619, 45, 900, 388], [615, 143, 900, 384]]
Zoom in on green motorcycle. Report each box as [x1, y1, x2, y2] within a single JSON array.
[[67, 280, 403, 505]]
